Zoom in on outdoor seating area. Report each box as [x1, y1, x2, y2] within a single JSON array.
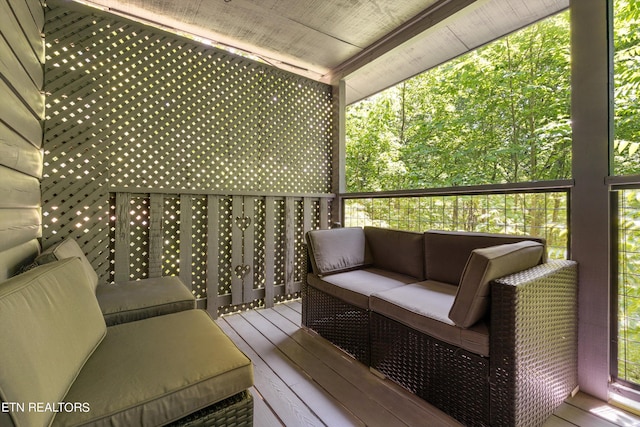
[[33, 237, 197, 326], [303, 227, 578, 426], [0, 0, 634, 425], [0, 250, 254, 426]]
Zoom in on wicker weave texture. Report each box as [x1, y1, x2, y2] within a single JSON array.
[[490, 260, 578, 427], [371, 313, 490, 427], [302, 243, 577, 426], [168, 391, 253, 427], [303, 283, 370, 365]]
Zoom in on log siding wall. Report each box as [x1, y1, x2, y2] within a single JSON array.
[[0, 0, 44, 280]]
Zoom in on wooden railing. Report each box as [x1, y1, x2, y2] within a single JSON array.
[[111, 188, 334, 317]]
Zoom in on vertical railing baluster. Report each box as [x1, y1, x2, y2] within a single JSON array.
[[114, 192, 131, 283], [284, 197, 296, 295], [179, 194, 193, 294], [264, 196, 275, 308], [149, 193, 164, 278], [303, 197, 313, 235], [320, 197, 329, 229], [231, 196, 244, 306], [206, 195, 220, 317], [243, 196, 255, 303]]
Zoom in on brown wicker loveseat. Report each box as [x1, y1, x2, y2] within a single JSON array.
[[302, 226, 577, 427]]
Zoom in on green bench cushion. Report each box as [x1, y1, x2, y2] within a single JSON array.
[[0, 258, 106, 427], [97, 276, 196, 326], [53, 309, 254, 426], [35, 237, 196, 324], [35, 237, 99, 292]]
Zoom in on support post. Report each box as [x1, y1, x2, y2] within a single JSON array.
[[331, 80, 346, 226], [571, 0, 612, 400]]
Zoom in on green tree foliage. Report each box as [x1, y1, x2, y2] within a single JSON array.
[[615, 0, 640, 385], [615, 0, 640, 173], [346, 12, 571, 193], [345, 0, 640, 387], [344, 12, 572, 257]]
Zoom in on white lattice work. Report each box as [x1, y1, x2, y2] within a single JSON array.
[[42, 2, 334, 312]]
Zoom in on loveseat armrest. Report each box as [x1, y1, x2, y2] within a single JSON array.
[[490, 260, 577, 427]]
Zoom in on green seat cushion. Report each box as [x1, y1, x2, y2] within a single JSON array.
[[35, 237, 99, 292], [0, 258, 106, 427], [97, 276, 196, 326], [53, 310, 254, 426]]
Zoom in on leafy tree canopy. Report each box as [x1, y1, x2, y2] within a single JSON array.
[[346, 12, 572, 192]]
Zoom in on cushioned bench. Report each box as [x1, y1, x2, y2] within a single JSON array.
[[34, 237, 195, 326], [303, 226, 577, 427], [0, 257, 254, 427]]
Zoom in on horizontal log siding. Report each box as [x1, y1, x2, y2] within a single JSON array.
[[0, 0, 44, 280]]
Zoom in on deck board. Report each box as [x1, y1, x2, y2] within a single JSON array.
[[218, 300, 640, 427], [218, 317, 326, 426]]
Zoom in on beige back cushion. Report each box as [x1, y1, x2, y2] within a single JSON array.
[[306, 228, 367, 276], [0, 258, 106, 427], [448, 241, 544, 328], [35, 237, 99, 292]]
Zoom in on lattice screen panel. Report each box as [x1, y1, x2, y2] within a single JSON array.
[[42, 0, 334, 310]]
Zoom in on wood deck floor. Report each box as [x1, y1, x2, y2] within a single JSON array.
[[216, 300, 640, 427]]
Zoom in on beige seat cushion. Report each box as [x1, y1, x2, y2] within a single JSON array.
[[371, 280, 489, 356], [53, 310, 254, 427], [35, 237, 99, 291], [306, 227, 368, 276], [97, 276, 196, 326], [0, 258, 106, 427], [308, 267, 417, 309], [449, 241, 544, 328]]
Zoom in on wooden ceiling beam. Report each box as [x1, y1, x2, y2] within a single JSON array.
[[322, 0, 480, 85]]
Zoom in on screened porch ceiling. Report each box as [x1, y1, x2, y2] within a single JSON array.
[[74, 0, 568, 103]]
